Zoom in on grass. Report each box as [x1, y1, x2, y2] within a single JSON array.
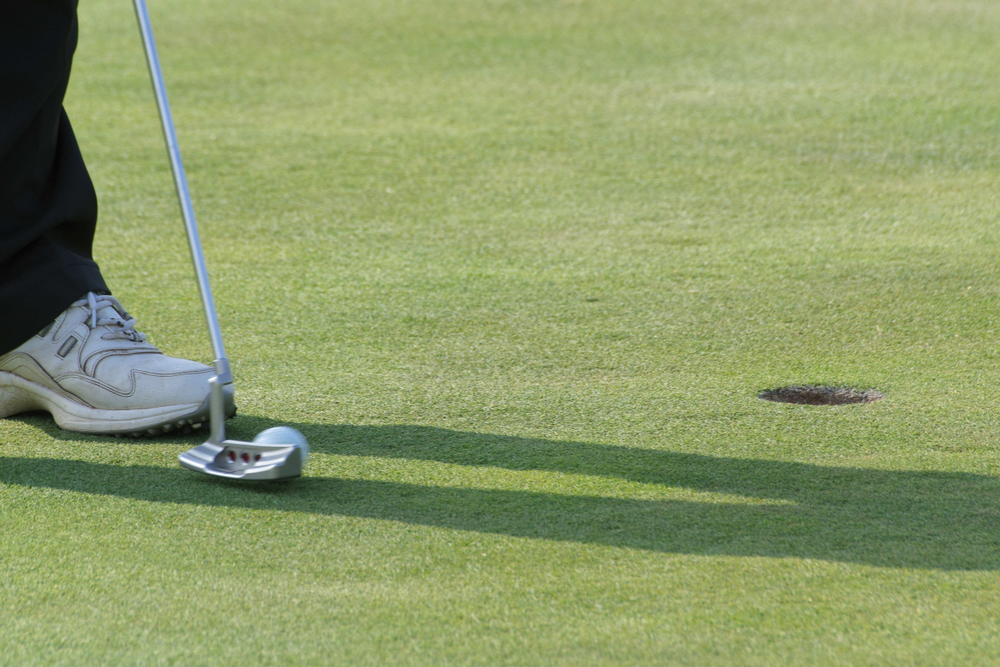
[[3, 0, 1000, 663]]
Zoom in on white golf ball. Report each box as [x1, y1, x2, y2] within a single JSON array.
[[253, 426, 309, 462]]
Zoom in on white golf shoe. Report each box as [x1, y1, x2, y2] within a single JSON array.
[[0, 292, 235, 436]]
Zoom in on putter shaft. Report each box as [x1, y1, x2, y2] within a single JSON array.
[[133, 0, 233, 442]]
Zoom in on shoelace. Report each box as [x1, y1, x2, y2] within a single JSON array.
[[74, 292, 148, 343]]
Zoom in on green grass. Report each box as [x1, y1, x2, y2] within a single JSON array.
[[3, 0, 1000, 663]]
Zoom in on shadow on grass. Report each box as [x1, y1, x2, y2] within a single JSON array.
[[3, 414, 999, 571]]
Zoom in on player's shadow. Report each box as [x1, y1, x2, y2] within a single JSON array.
[[3, 415, 999, 571]]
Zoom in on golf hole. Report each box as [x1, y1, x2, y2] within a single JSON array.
[[758, 385, 884, 406]]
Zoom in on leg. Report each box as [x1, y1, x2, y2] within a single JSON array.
[[0, 1, 236, 435], [0, 0, 107, 355]]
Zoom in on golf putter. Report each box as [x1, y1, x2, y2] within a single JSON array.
[[133, 0, 308, 480]]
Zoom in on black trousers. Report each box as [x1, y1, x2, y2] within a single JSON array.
[[0, 0, 108, 355]]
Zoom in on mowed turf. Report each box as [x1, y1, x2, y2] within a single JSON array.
[[3, 0, 1000, 663]]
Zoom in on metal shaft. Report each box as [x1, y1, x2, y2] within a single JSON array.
[[134, 0, 233, 444], [132, 0, 229, 369]]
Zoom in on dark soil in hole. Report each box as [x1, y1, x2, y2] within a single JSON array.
[[758, 385, 884, 406]]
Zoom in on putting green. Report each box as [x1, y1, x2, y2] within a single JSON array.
[[3, 0, 1000, 663]]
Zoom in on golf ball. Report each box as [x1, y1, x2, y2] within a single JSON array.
[[253, 426, 309, 463]]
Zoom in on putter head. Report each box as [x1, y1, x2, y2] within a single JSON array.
[[178, 364, 308, 481], [180, 426, 309, 481]]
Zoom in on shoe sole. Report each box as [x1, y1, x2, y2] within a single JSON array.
[[0, 370, 236, 437]]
